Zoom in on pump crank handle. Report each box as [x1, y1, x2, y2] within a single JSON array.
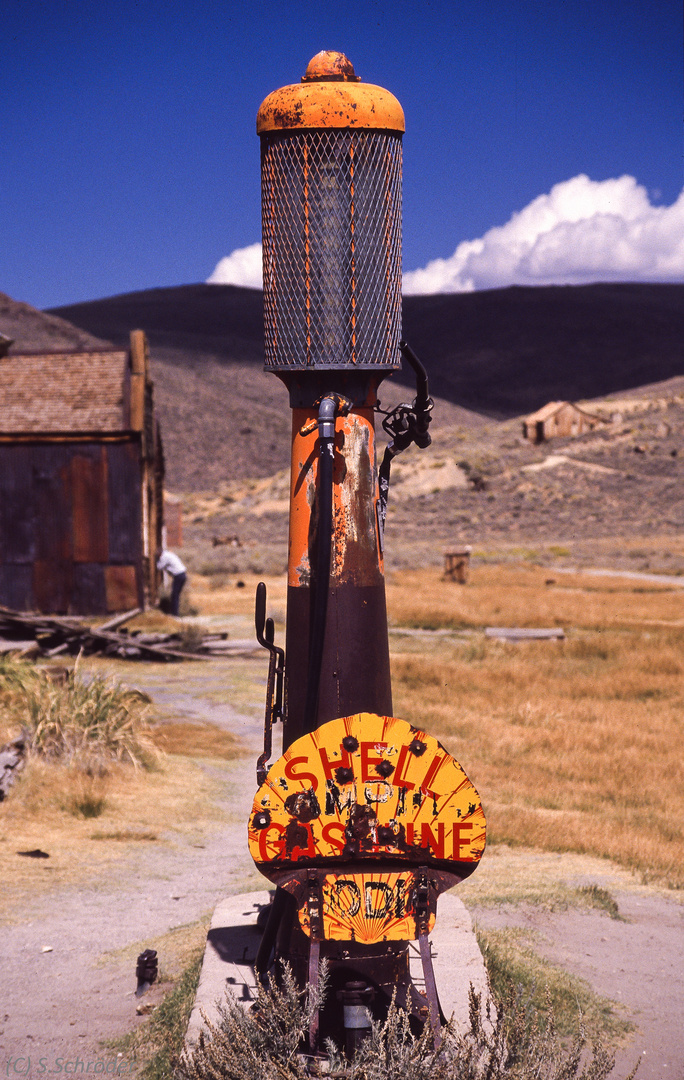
[[254, 582, 285, 785], [255, 580, 267, 646], [255, 582, 285, 676]]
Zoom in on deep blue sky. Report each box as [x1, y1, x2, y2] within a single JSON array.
[[3, 0, 682, 309]]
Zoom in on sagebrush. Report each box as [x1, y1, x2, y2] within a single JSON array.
[[178, 964, 637, 1080]]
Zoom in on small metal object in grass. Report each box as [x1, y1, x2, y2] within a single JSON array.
[[135, 949, 158, 996]]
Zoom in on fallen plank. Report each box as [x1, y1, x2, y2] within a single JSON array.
[[96, 608, 143, 632], [485, 627, 565, 640], [0, 640, 37, 655]]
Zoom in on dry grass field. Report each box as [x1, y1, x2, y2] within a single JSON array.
[[385, 564, 684, 889], [4, 562, 680, 898], [178, 560, 684, 889], [385, 562, 684, 630]]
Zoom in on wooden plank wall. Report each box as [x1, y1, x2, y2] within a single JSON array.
[[0, 441, 144, 615]]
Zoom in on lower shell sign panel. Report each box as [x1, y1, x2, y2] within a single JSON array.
[[295, 870, 437, 943]]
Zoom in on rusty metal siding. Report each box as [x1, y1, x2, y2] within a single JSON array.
[[0, 446, 37, 564], [0, 565, 33, 610], [31, 446, 74, 613], [71, 448, 109, 564], [71, 563, 107, 615], [32, 445, 73, 564], [0, 440, 148, 615], [107, 441, 144, 608], [104, 565, 139, 611], [107, 442, 143, 563], [33, 559, 72, 613]]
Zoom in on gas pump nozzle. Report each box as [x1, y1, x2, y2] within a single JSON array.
[[377, 341, 434, 544], [399, 340, 433, 449]]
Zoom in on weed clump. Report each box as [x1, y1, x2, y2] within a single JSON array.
[[577, 884, 621, 919], [0, 655, 155, 806], [179, 964, 324, 1080]]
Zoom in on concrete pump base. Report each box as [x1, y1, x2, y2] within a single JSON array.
[[185, 890, 490, 1050]]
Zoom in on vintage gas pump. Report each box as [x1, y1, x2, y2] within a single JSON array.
[[248, 51, 486, 1051]]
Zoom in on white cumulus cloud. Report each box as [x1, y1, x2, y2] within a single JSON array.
[[403, 175, 684, 294], [207, 176, 684, 295], [207, 242, 263, 288]]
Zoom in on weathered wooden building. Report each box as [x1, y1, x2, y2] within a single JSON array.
[[522, 400, 606, 444], [0, 331, 163, 614]]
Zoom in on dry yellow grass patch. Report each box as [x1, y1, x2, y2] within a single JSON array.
[[388, 567, 684, 888], [386, 563, 684, 630], [189, 572, 287, 618], [0, 752, 229, 919], [149, 720, 243, 759]]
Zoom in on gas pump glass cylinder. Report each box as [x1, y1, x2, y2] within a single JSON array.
[[258, 52, 404, 371]]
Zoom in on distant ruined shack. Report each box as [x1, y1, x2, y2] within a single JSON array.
[[0, 330, 163, 614], [522, 400, 606, 444]]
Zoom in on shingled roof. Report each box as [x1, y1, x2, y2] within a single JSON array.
[[523, 400, 602, 425], [0, 351, 129, 433]]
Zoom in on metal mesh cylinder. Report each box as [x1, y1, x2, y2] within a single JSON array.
[[261, 128, 402, 371]]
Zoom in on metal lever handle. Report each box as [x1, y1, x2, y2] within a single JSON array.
[[254, 582, 285, 785], [377, 342, 434, 550], [255, 580, 267, 645]]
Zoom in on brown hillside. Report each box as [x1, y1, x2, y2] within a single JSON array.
[[46, 281, 684, 492], [45, 285, 487, 490], [0, 292, 111, 353], [51, 281, 684, 418], [2, 288, 480, 491], [403, 283, 684, 416], [2, 286, 684, 568]]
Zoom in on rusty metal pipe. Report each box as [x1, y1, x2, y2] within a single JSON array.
[[283, 399, 392, 748], [304, 394, 347, 733]]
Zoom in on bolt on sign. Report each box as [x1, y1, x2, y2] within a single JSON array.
[[248, 712, 486, 944]]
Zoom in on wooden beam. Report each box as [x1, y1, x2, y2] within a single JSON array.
[[129, 331, 148, 433], [485, 627, 565, 640]]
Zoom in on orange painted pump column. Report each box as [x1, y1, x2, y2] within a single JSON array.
[[256, 50, 405, 749], [284, 400, 392, 747]]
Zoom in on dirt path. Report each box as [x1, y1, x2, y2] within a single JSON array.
[[471, 880, 684, 1079], [2, 658, 682, 1078], [1, 658, 273, 1073], [1, 762, 258, 1066]]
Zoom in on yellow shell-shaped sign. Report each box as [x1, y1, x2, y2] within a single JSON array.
[[293, 869, 437, 944], [248, 713, 486, 878]]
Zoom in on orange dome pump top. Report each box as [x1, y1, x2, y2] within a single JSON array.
[[257, 51, 405, 133]]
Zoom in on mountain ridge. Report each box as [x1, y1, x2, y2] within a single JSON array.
[[49, 281, 684, 418]]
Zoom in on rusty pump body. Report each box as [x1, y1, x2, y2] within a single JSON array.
[[249, 52, 486, 1053]]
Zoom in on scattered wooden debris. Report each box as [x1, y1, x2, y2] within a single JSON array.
[[0, 606, 236, 662], [96, 608, 143, 632], [485, 627, 565, 641]]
